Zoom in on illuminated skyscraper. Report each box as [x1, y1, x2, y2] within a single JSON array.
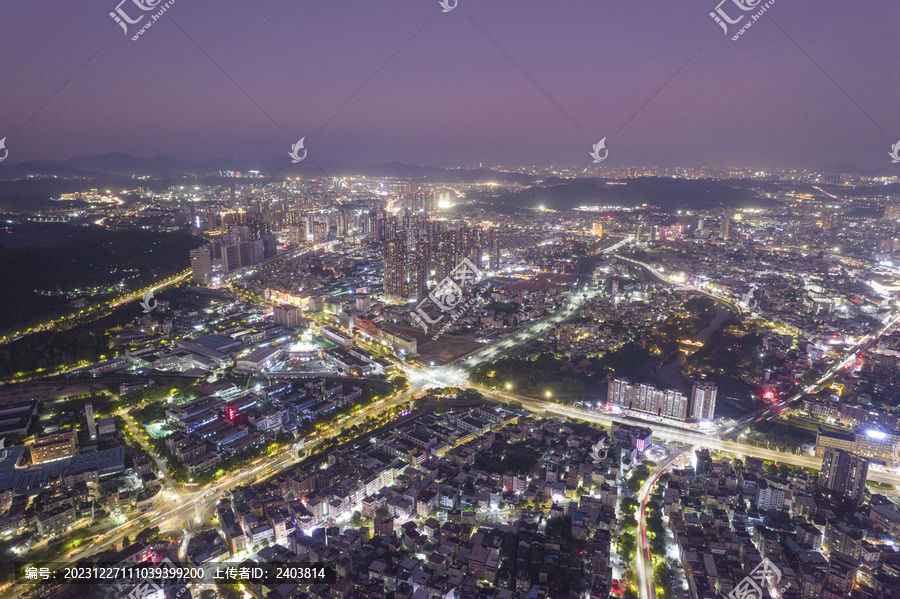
[[691, 381, 717, 420], [469, 225, 484, 269], [313, 221, 328, 244], [489, 228, 501, 271], [410, 238, 431, 300], [819, 447, 868, 505], [85, 404, 96, 440], [190, 247, 212, 285], [383, 236, 407, 298]]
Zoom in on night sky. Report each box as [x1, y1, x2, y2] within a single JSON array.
[[1, 0, 898, 169]]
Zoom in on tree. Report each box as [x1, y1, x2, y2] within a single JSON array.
[[654, 562, 673, 599], [626, 476, 644, 494], [621, 514, 638, 530], [136, 526, 160, 543], [619, 532, 636, 562], [650, 531, 667, 556], [350, 511, 366, 527], [621, 497, 640, 514], [216, 584, 244, 599]]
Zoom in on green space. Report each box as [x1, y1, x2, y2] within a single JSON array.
[[746, 419, 817, 451], [0, 221, 203, 333], [684, 317, 768, 401], [469, 296, 732, 401]]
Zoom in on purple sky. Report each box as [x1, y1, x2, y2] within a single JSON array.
[[1, 0, 898, 170]]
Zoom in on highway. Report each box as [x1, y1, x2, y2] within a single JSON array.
[[635, 452, 684, 599]]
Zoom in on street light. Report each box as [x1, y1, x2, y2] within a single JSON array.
[[506, 383, 512, 390], [545, 391, 551, 398]]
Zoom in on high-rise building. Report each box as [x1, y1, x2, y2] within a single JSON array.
[[405, 190, 436, 212], [85, 404, 96, 440], [313, 221, 328, 245], [819, 447, 868, 505], [433, 229, 459, 282], [608, 378, 689, 421], [263, 233, 278, 259], [383, 237, 407, 298], [274, 304, 305, 328], [661, 389, 689, 420], [221, 239, 249, 273], [288, 224, 304, 245], [694, 448, 712, 475], [720, 211, 731, 241], [488, 228, 501, 271], [691, 381, 717, 420], [384, 216, 398, 242], [469, 226, 484, 269], [592, 222, 603, 237], [190, 247, 212, 285], [410, 238, 431, 300]]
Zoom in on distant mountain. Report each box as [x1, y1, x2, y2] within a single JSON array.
[[491, 177, 770, 211], [6, 153, 543, 184], [21, 153, 206, 177]]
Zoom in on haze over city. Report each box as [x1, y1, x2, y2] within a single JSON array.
[[1, 0, 899, 170]]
